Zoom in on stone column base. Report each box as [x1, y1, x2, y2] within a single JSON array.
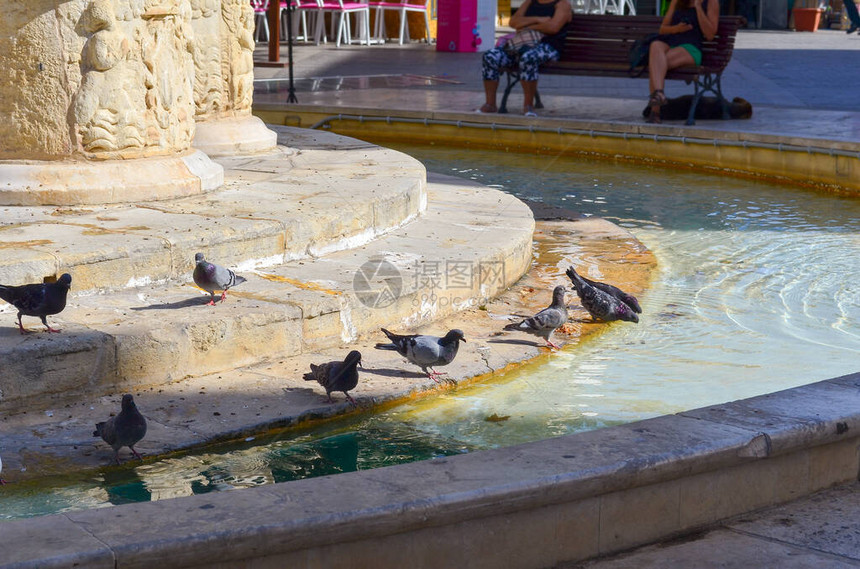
[[0, 150, 224, 206], [192, 115, 278, 157]]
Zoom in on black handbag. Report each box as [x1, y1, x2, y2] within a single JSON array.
[[628, 33, 660, 77]]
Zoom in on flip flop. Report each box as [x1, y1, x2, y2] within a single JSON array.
[[524, 106, 537, 117]]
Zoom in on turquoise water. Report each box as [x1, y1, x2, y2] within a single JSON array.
[[2, 148, 858, 519]]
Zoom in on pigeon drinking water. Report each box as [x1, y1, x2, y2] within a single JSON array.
[[94, 394, 148, 465], [574, 269, 642, 314], [503, 285, 568, 349], [375, 328, 466, 383], [193, 253, 246, 305], [303, 350, 363, 405], [566, 267, 639, 323], [0, 273, 72, 334]]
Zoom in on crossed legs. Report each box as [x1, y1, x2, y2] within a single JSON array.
[[647, 40, 695, 123]]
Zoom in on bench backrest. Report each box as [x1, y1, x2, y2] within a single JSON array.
[[558, 15, 746, 72]]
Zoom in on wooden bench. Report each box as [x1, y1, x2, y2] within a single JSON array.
[[499, 14, 746, 124]]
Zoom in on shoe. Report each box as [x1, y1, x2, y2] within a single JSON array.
[[646, 105, 662, 124], [524, 106, 537, 117], [648, 89, 668, 107], [846, 24, 859, 33]]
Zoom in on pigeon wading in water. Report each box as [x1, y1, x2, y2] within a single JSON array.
[[0, 273, 72, 334], [572, 268, 642, 314], [503, 285, 568, 349], [94, 394, 148, 464], [193, 253, 246, 306], [566, 266, 639, 323], [303, 350, 363, 405], [375, 328, 466, 383]]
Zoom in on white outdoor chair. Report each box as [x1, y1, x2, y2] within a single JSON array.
[[371, 0, 431, 44]]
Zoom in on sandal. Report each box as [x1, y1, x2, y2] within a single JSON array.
[[648, 89, 668, 107], [524, 105, 537, 117], [478, 103, 498, 113], [646, 105, 662, 124]]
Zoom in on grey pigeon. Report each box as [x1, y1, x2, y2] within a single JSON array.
[[0, 273, 72, 334], [193, 253, 246, 305], [303, 350, 362, 405], [93, 394, 148, 465], [573, 268, 642, 314], [503, 285, 568, 349], [566, 266, 639, 323], [375, 328, 466, 383]]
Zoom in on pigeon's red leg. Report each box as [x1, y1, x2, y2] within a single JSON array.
[[113, 451, 122, 465], [427, 370, 443, 384], [546, 340, 561, 350], [17, 316, 30, 335], [346, 393, 357, 406], [46, 325, 61, 333], [206, 294, 217, 306], [220, 291, 227, 302], [130, 447, 143, 461], [0, 478, 6, 485]]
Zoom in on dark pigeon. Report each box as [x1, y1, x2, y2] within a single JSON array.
[[574, 268, 642, 314], [0, 273, 72, 334], [375, 328, 466, 383], [566, 266, 639, 323], [504, 285, 568, 349], [94, 394, 148, 465], [303, 350, 362, 405], [193, 253, 246, 305]]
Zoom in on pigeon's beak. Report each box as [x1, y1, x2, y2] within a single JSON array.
[[460, 337, 467, 343]]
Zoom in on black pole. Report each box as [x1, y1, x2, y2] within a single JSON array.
[[286, 3, 298, 103]]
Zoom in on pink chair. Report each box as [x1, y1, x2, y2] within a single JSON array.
[[251, 0, 271, 42], [310, 0, 372, 46], [371, 0, 431, 45], [283, 0, 314, 43]]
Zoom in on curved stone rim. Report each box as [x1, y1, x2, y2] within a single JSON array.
[[0, 150, 224, 206]]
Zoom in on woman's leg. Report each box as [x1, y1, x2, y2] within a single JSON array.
[[518, 44, 560, 113], [480, 48, 510, 112], [647, 43, 694, 122]]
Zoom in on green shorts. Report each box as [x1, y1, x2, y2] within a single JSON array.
[[678, 43, 703, 66]]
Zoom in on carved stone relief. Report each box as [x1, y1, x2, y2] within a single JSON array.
[[190, 0, 225, 119], [221, 0, 255, 116]]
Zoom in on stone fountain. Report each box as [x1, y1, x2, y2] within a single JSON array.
[[0, 0, 275, 206]]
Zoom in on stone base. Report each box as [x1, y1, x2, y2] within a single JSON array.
[[192, 114, 278, 157], [0, 150, 224, 206]]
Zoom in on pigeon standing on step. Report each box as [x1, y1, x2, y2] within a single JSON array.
[[0, 273, 72, 334], [193, 253, 246, 306], [93, 394, 148, 465], [303, 350, 363, 405], [566, 266, 639, 323], [503, 285, 568, 349], [375, 328, 466, 383], [574, 269, 642, 314]]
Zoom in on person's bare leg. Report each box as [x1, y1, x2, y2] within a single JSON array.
[[648, 41, 670, 94], [647, 44, 694, 122], [482, 80, 499, 112], [521, 80, 537, 112]]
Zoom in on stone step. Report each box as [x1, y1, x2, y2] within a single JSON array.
[[0, 127, 425, 292], [0, 173, 534, 411]]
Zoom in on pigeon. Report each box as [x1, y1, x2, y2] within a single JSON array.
[[572, 268, 642, 314], [566, 266, 639, 323], [0, 273, 72, 334], [303, 350, 363, 405], [94, 394, 148, 465], [503, 285, 568, 349], [0, 454, 5, 485], [375, 328, 466, 383], [192, 253, 246, 305]]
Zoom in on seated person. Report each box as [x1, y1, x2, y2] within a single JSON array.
[[646, 0, 719, 123], [479, 0, 572, 117], [642, 95, 752, 121]]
